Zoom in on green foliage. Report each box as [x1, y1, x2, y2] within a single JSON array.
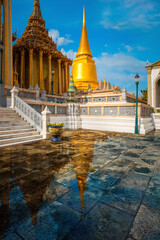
[[47, 123, 64, 129], [141, 89, 147, 102]]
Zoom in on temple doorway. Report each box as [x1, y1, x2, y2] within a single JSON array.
[[156, 79, 160, 107]]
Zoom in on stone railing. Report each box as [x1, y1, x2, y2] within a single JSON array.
[[4, 85, 37, 99], [24, 99, 68, 116], [76, 88, 147, 105], [80, 103, 154, 118], [10, 87, 51, 139]]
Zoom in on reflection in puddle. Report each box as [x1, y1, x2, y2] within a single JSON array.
[[0, 130, 106, 239]]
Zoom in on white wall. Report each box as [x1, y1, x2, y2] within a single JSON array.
[[151, 69, 160, 107], [81, 116, 154, 134], [151, 113, 160, 130]]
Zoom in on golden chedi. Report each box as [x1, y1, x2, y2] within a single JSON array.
[[72, 6, 98, 91]]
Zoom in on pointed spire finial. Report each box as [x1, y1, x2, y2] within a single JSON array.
[[32, 0, 42, 19], [83, 6, 86, 25], [76, 6, 92, 58]]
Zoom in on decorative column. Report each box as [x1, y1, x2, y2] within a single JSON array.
[[0, 41, 5, 107], [48, 54, 52, 94], [58, 59, 62, 94], [20, 50, 25, 88], [39, 50, 43, 91], [61, 63, 64, 94], [67, 63, 70, 89], [10, 86, 19, 109], [29, 49, 33, 88], [0, 0, 2, 41], [41, 106, 51, 139], [3, 0, 13, 86], [0, 41, 3, 84], [64, 62, 68, 93], [147, 68, 152, 106]]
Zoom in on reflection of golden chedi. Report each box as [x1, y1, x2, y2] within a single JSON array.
[[72, 6, 98, 91]]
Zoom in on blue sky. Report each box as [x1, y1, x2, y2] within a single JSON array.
[[12, 0, 160, 94]]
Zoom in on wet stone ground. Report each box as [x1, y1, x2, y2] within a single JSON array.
[[0, 130, 160, 240]]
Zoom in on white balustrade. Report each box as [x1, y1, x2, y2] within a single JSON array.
[[14, 95, 42, 133]]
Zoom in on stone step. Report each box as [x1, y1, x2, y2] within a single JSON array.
[[0, 121, 29, 126], [0, 111, 17, 115], [0, 128, 35, 135], [0, 131, 39, 139], [0, 137, 43, 148], [0, 125, 31, 131], [0, 134, 42, 145], [0, 107, 13, 111], [0, 116, 22, 121]]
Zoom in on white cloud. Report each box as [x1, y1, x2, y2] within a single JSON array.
[[94, 52, 147, 92], [49, 29, 74, 46], [137, 46, 146, 51], [60, 49, 76, 60], [123, 44, 133, 52], [101, 0, 160, 30]]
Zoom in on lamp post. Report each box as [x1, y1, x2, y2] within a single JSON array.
[[51, 68, 55, 95], [135, 74, 140, 134], [0, 41, 4, 85]]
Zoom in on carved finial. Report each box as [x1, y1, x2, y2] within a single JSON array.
[[146, 60, 149, 66], [32, 0, 42, 19]]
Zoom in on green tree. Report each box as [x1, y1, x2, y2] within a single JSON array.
[[141, 89, 147, 102]]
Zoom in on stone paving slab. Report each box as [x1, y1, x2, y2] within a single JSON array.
[[129, 204, 160, 240], [16, 201, 81, 240], [72, 202, 134, 240]]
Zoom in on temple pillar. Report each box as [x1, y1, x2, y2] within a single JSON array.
[[64, 62, 68, 93], [20, 50, 25, 88], [67, 63, 70, 89], [0, 0, 2, 42], [29, 49, 33, 88], [48, 54, 51, 94], [58, 59, 62, 94], [3, 0, 13, 86], [39, 50, 43, 90], [61, 63, 64, 93]]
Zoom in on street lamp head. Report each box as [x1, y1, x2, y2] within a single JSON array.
[[135, 74, 140, 84], [52, 68, 55, 75]]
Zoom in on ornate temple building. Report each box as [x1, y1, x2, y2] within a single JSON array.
[[72, 6, 99, 91], [13, 0, 72, 94]]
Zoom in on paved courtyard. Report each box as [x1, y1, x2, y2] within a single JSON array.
[[0, 130, 160, 240]]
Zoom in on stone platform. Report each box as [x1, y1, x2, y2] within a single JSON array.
[[0, 130, 160, 240]]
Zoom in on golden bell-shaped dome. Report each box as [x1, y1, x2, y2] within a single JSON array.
[[72, 6, 99, 91]]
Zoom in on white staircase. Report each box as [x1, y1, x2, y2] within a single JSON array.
[[0, 107, 43, 148]]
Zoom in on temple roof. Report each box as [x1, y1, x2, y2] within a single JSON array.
[[146, 60, 160, 68], [13, 0, 71, 63], [76, 6, 92, 58]]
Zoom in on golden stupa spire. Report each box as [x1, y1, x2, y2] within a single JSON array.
[[76, 6, 92, 58], [32, 0, 42, 19]]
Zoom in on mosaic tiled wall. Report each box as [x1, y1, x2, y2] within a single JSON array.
[[29, 104, 42, 114], [94, 97, 106, 102], [90, 107, 102, 115], [47, 106, 55, 114], [120, 106, 135, 116], [107, 96, 120, 101], [141, 107, 154, 117], [23, 92, 35, 99], [104, 107, 118, 116], [57, 106, 66, 115], [81, 107, 88, 115], [47, 97, 55, 102]]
